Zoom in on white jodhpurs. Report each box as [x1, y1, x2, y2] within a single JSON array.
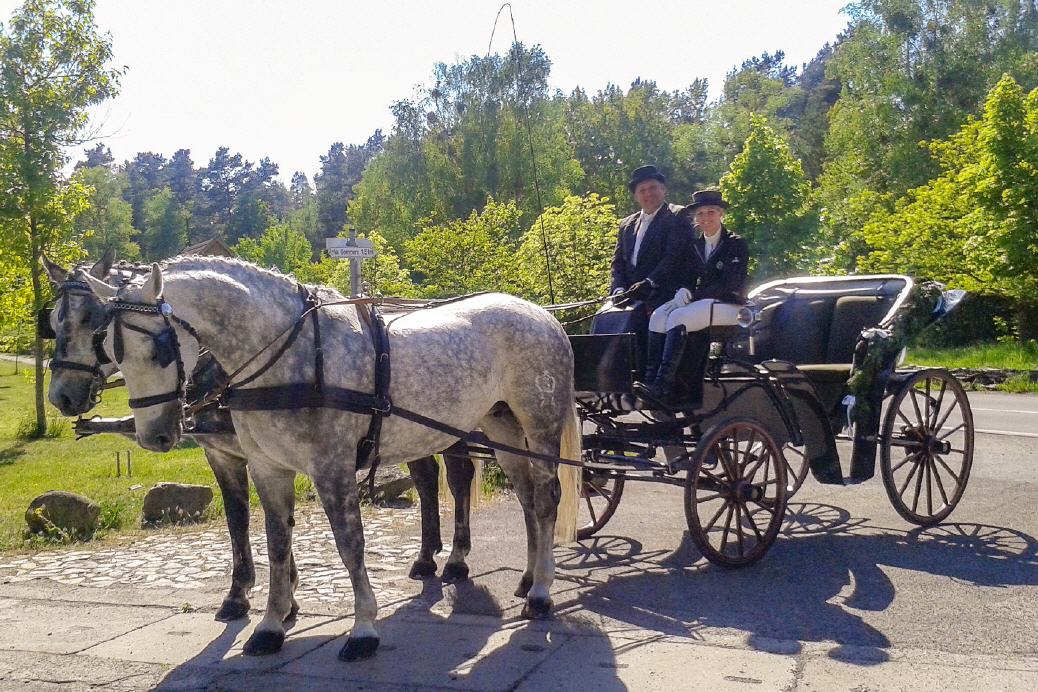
[[649, 298, 741, 333]]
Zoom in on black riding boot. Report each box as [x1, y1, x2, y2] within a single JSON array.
[[638, 330, 667, 386], [633, 325, 687, 405]]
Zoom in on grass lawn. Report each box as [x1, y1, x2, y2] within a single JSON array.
[[907, 341, 1038, 370], [0, 360, 224, 551]]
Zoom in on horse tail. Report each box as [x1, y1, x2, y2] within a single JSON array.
[[470, 455, 483, 511], [553, 404, 582, 545]]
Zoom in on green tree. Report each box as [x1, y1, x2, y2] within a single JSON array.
[[859, 74, 1038, 337], [720, 114, 816, 279], [139, 188, 187, 260], [233, 222, 313, 275], [404, 199, 524, 297], [0, 0, 122, 435], [517, 194, 618, 305], [315, 133, 383, 239], [73, 165, 138, 259]]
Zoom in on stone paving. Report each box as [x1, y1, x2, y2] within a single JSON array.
[[0, 504, 422, 606]]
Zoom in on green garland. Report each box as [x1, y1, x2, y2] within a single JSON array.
[[846, 281, 945, 428]]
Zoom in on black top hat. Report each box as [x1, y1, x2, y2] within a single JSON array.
[[688, 189, 729, 209], [628, 165, 666, 192]]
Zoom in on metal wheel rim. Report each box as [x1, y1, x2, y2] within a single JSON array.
[[781, 443, 811, 496], [880, 369, 974, 525], [685, 417, 787, 567]]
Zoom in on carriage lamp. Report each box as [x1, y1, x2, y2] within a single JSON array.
[[736, 306, 759, 328]]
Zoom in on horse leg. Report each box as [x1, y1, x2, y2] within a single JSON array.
[[407, 456, 442, 579], [441, 440, 474, 584], [521, 448, 563, 620], [202, 444, 255, 622], [312, 469, 380, 662], [242, 465, 297, 656], [480, 413, 539, 600]]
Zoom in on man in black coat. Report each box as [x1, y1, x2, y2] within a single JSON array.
[[635, 189, 749, 405], [609, 165, 694, 311]]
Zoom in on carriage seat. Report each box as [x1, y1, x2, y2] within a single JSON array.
[[749, 293, 894, 414]]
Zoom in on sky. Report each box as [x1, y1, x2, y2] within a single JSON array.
[[1, 0, 851, 181]]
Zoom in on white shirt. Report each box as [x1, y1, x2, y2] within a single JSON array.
[[631, 204, 663, 266], [703, 230, 721, 258]]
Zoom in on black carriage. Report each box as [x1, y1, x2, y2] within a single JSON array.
[[570, 274, 974, 567]]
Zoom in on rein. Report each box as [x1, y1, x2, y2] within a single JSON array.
[[103, 288, 586, 471]]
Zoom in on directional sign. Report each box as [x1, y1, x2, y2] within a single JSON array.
[[328, 246, 376, 259], [326, 237, 377, 259]]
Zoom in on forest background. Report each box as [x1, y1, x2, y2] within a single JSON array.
[[4, 0, 1038, 434]]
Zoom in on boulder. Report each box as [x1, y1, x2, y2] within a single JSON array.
[[25, 491, 100, 539], [359, 464, 414, 504], [142, 483, 213, 526]]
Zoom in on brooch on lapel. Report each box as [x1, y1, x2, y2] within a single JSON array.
[[716, 261, 724, 270]]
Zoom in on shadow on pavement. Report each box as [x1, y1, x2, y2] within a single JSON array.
[[555, 501, 1038, 666], [157, 571, 624, 690]]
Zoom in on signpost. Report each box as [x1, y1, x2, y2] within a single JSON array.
[[326, 227, 377, 296]]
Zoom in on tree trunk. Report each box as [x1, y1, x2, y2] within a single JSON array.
[[1017, 301, 1038, 342], [30, 215, 47, 438]]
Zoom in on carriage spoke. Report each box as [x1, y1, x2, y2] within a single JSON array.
[[742, 449, 769, 483], [935, 454, 963, 487], [740, 502, 765, 543], [888, 437, 920, 448], [933, 400, 960, 436], [583, 496, 599, 523], [718, 503, 736, 556], [925, 453, 933, 515], [937, 422, 965, 441], [897, 455, 922, 497], [930, 380, 948, 432], [734, 502, 746, 557], [930, 456, 950, 507], [891, 450, 921, 473], [909, 388, 925, 426], [696, 493, 723, 503], [910, 453, 926, 512], [703, 499, 731, 533], [751, 498, 777, 514], [924, 378, 933, 429], [717, 441, 739, 481], [699, 466, 730, 488], [896, 408, 915, 428]]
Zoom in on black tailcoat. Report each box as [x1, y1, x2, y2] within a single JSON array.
[[609, 203, 694, 310], [687, 226, 749, 303]]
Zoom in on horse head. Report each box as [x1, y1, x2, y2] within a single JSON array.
[[43, 249, 117, 416], [84, 262, 201, 452]]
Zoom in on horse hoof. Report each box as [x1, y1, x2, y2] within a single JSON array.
[[514, 575, 533, 598], [521, 597, 553, 620], [441, 562, 469, 584], [408, 559, 438, 580], [338, 635, 380, 662], [243, 630, 285, 656], [214, 598, 250, 622]]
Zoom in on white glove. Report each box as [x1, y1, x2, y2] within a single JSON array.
[[612, 287, 626, 296], [674, 287, 692, 305]]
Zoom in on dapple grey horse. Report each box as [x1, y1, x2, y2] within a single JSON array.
[[84, 256, 580, 661], [44, 254, 492, 618]]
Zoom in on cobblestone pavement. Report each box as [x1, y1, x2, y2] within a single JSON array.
[[0, 504, 422, 606]]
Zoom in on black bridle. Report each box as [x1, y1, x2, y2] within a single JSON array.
[[47, 280, 111, 405], [98, 299, 201, 409]]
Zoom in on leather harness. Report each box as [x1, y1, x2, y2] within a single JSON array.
[[98, 286, 585, 473]]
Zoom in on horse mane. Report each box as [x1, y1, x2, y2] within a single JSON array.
[[146, 254, 349, 302]]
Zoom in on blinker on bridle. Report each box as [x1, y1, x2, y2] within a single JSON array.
[[48, 280, 110, 383], [99, 299, 200, 409]]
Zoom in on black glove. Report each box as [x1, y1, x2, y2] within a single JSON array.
[[625, 279, 653, 301]]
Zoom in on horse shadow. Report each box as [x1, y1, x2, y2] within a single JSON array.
[[156, 574, 624, 690], [554, 501, 1038, 666]]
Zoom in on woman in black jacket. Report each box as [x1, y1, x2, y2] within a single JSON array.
[[635, 189, 749, 405]]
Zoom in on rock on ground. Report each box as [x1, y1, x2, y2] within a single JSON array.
[[142, 483, 213, 526], [25, 490, 100, 538]]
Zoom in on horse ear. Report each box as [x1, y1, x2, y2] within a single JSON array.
[[41, 254, 70, 284], [141, 263, 163, 302], [83, 272, 117, 299], [89, 247, 116, 279]]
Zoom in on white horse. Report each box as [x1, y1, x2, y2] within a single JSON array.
[[84, 256, 580, 661], [43, 252, 270, 622]]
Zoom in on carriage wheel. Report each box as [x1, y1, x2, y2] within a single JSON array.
[[684, 417, 787, 568], [576, 469, 626, 540], [781, 443, 811, 496], [880, 369, 974, 526]]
